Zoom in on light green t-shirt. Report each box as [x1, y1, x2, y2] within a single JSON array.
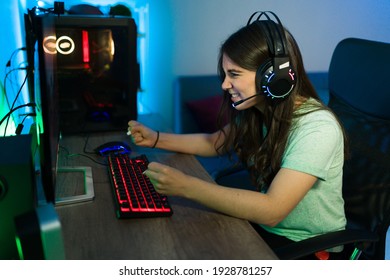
[[261, 100, 346, 244]]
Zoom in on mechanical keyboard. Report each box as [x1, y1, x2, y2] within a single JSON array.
[[107, 153, 173, 218]]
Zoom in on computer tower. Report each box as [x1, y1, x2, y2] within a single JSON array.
[[0, 135, 36, 259], [14, 203, 65, 260], [0, 135, 65, 259], [27, 14, 140, 135]]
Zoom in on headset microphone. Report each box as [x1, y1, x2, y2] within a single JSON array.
[[232, 93, 261, 108]]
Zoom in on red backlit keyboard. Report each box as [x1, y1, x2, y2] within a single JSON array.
[[107, 153, 173, 218]]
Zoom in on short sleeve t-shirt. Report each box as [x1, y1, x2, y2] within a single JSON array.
[[260, 99, 346, 242]]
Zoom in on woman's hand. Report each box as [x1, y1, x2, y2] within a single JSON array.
[[128, 120, 159, 148], [143, 162, 191, 197]]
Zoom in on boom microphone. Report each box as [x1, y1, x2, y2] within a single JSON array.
[[232, 94, 261, 108]]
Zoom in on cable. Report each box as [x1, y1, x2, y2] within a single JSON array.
[[4, 47, 28, 109], [68, 153, 108, 166], [15, 113, 36, 135], [82, 134, 96, 155], [82, 133, 117, 156], [2, 71, 30, 136], [60, 145, 108, 166], [0, 103, 36, 136], [4, 67, 29, 85], [3, 67, 29, 110], [0, 103, 35, 126], [7, 69, 29, 111], [5, 47, 26, 68]]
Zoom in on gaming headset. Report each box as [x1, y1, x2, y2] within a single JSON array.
[[248, 11, 296, 99]]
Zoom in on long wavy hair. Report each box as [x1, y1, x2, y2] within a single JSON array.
[[216, 20, 344, 189]]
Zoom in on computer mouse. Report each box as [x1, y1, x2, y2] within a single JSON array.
[[94, 141, 132, 156]]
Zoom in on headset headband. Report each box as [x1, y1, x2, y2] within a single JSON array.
[[247, 11, 288, 57]]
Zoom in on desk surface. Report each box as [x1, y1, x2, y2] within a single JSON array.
[[55, 131, 277, 260]]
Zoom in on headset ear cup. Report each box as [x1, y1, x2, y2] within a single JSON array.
[[257, 59, 296, 99], [256, 59, 273, 97]]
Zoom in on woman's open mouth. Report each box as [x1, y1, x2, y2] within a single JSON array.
[[229, 91, 240, 102]]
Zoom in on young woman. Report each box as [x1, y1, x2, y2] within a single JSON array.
[[127, 12, 347, 259]]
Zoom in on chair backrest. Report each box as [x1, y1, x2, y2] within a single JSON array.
[[173, 75, 222, 133], [328, 38, 390, 259]]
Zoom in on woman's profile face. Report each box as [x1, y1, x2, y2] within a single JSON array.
[[221, 54, 266, 111]]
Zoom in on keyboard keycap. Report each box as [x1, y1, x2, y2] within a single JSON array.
[[108, 154, 173, 218]]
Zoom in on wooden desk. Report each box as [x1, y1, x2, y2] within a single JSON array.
[[55, 132, 277, 260]]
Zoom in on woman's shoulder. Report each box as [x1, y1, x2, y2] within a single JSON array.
[[296, 98, 335, 120], [292, 98, 342, 135]]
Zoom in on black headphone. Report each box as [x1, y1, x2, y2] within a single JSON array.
[[248, 11, 296, 99]]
